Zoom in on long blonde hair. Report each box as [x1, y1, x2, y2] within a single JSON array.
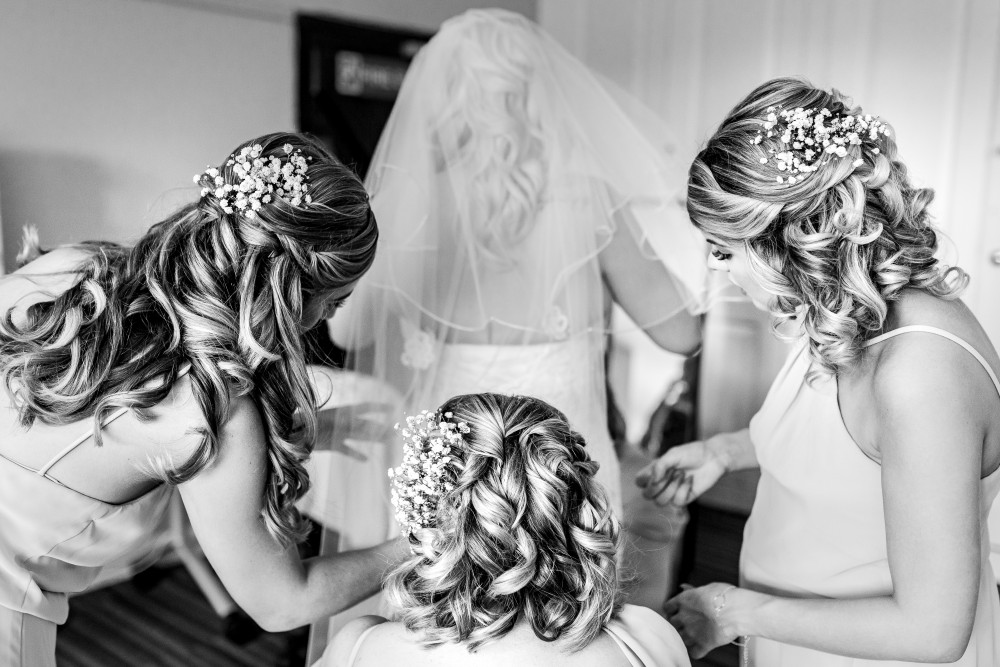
[[384, 393, 622, 652], [0, 132, 377, 545], [428, 12, 549, 267], [688, 77, 966, 376]]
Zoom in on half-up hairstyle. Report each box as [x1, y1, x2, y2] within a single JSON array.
[[429, 12, 549, 267], [384, 392, 622, 652], [688, 77, 966, 376], [0, 132, 377, 545]]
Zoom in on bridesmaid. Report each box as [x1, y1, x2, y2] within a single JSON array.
[[0, 132, 407, 667], [637, 78, 1000, 665]]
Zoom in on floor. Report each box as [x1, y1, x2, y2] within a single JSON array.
[[57, 565, 305, 667]]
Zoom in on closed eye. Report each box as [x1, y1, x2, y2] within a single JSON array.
[[710, 247, 732, 261]]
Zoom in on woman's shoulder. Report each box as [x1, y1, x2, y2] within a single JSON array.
[[317, 616, 389, 667], [127, 374, 265, 468], [872, 290, 997, 384], [866, 291, 999, 426], [606, 605, 691, 667]]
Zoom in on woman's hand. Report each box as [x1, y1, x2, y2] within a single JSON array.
[[635, 440, 727, 506], [664, 583, 742, 658]]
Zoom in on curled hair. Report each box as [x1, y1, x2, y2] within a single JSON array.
[[0, 132, 378, 545], [384, 393, 622, 652], [688, 77, 967, 376], [429, 12, 548, 267]]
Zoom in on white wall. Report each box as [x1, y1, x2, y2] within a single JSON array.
[[0, 0, 535, 271]]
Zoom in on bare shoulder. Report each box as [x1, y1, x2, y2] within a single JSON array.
[[324, 616, 389, 667], [867, 293, 998, 447], [127, 379, 265, 471], [873, 291, 998, 398]]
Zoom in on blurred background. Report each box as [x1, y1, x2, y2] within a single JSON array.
[[1, 1, 997, 665]]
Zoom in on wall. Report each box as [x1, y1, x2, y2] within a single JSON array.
[[0, 0, 535, 272]]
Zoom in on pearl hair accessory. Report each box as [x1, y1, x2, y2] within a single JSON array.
[[194, 143, 312, 217], [752, 106, 890, 185], [388, 410, 470, 536]]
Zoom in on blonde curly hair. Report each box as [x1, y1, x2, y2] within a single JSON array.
[[0, 132, 377, 545], [428, 12, 549, 268], [384, 392, 622, 652], [688, 77, 966, 376]]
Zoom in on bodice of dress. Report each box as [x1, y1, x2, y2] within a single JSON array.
[[0, 457, 171, 624]]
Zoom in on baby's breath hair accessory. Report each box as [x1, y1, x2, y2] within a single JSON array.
[[752, 106, 890, 185], [388, 410, 470, 537], [193, 143, 312, 218]]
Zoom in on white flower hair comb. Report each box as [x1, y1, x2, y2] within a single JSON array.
[[194, 143, 312, 217], [753, 106, 890, 185], [388, 410, 470, 536]]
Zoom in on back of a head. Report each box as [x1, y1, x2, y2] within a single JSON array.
[[687, 77, 966, 375], [422, 10, 553, 265], [1, 131, 377, 545], [385, 392, 622, 653]]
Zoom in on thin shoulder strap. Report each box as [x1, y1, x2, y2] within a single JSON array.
[[865, 325, 1000, 397], [346, 625, 380, 667], [36, 363, 194, 478]]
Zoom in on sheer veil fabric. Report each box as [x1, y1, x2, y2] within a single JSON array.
[[314, 8, 708, 585]]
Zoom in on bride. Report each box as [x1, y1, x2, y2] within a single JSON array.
[[325, 9, 707, 546]]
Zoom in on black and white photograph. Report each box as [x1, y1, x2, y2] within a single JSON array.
[[1, 1, 999, 666]]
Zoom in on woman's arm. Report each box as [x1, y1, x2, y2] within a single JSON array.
[[598, 221, 703, 356], [672, 340, 985, 661], [176, 396, 409, 632], [636, 428, 758, 506]]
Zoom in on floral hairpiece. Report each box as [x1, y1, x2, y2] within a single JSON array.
[[388, 410, 470, 536], [193, 143, 312, 217], [752, 106, 890, 185]]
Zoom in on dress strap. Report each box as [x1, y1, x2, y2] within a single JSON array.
[[35, 363, 193, 478], [346, 624, 379, 667], [864, 325, 1000, 398]]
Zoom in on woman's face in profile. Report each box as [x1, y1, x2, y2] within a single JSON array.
[[300, 281, 357, 331], [705, 237, 772, 311]]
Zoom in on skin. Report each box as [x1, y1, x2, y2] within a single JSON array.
[[321, 615, 638, 667], [636, 235, 1000, 661], [0, 249, 409, 632]]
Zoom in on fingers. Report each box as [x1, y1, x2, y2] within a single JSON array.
[[635, 441, 704, 488], [678, 475, 695, 506], [649, 469, 693, 506]]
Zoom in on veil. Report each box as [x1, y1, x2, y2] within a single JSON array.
[[304, 8, 709, 649], [333, 6, 707, 386]]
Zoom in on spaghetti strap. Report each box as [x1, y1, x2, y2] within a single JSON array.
[[35, 363, 194, 478], [865, 325, 1000, 398], [346, 624, 379, 667]]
